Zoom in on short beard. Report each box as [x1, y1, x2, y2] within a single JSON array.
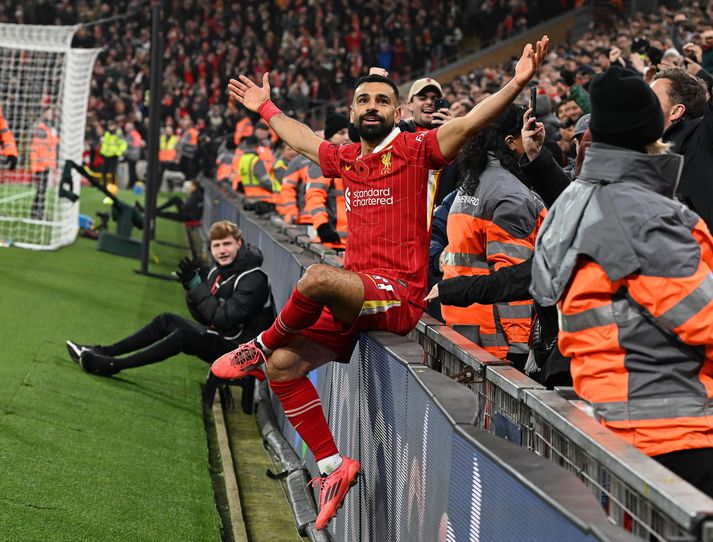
[[356, 116, 394, 142]]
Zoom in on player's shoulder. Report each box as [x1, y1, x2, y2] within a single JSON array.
[[395, 127, 436, 148]]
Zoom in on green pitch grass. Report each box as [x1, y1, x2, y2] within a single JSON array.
[[0, 187, 302, 541]]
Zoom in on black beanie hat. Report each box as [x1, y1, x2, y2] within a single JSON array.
[[324, 114, 349, 140], [589, 66, 664, 151]]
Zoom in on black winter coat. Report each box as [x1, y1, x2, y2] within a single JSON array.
[[665, 96, 713, 231], [186, 243, 274, 344]]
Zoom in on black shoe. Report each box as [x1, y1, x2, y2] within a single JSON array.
[[79, 349, 121, 376], [66, 340, 99, 364]]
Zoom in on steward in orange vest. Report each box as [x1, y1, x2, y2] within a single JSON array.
[[29, 109, 59, 220], [235, 136, 275, 205], [178, 117, 200, 180], [532, 68, 713, 497], [304, 114, 351, 248], [0, 104, 18, 170], [440, 105, 545, 367]]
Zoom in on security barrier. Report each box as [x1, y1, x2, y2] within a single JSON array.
[[203, 178, 713, 542]]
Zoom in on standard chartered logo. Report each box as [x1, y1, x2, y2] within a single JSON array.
[[344, 186, 393, 212]]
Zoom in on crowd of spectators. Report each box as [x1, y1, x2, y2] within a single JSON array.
[[0, 0, 577, 179]]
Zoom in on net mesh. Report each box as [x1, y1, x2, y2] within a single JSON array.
[[0, 24, 99, 250]]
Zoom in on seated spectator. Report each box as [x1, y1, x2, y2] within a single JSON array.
[[439, 104, 546, 369], [66, 220, 274, 376], [150, 179, 204, 223], [531, 67, 713, 498]]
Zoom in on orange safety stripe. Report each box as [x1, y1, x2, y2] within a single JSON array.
[[0, 112, 18, 157], [559, 255, 713, 457], [441, 210, 543, 359], [280, 164, 309, 222]]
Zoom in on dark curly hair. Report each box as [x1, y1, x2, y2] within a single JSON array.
[[458, 103, 526, 196]]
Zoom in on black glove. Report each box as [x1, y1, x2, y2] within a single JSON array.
[[177, 257, 201, 290], [5, 155, 17, 170], [560, 69, 576, 87], [317, 223, 341, 244]]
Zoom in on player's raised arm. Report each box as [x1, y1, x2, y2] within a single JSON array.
[[228, 72, 324, 164], [436, 36, 549, 161]]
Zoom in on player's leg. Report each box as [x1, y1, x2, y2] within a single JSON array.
[[267, 335, 361, 530], [212, 264, 364, 379]]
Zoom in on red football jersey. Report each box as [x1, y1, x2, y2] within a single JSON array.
[[318, 127, 448, 305]]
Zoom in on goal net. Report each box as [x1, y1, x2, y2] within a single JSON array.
[[0, 24, 99, 250]]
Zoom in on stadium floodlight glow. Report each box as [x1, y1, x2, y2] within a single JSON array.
[[0, 24, 99, 250]]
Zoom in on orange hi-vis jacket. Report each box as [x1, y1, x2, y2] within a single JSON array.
[[30, 121, 59, 173], [237, 147, 273, 202], [256, 144, 275, 173], [531, 146, 713, 458], [178, 127, 198, 160], [216, 148, 234, 182], [159, 134, 178, 162], [0, 105, 17, 158], [441, 159, 546, 360], [305, 162, 347, 249], [233, 117, 253, 146], [280, 153, 312, 224]]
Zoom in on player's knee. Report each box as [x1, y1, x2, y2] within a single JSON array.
[[297, 264, 333, 298], [266, 350, 308, 382]]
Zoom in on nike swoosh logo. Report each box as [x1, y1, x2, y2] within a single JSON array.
[[344, 164, 352, 171]]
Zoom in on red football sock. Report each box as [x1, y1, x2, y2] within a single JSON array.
[[261, 288, 324, 350], [270, 377, 338, 462]]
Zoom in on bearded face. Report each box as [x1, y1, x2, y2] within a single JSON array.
[[355, 110, 395, 142]]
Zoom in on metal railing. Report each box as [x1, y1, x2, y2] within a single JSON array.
[[410, 316, 713, 542]]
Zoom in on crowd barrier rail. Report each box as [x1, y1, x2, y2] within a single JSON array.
[[202, 178, 713, 542]]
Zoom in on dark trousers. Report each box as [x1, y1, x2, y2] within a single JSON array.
[[653, 447, 713, 498], [101, 156, 119, 186], [156, 196, 187, 222], [30, 169, 49, 220], [179, 156, 199, 180], [127, 159, 138, 188], [99, 312, 234, 369]]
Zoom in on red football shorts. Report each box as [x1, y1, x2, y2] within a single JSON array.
[[299, 273, 424, 362]]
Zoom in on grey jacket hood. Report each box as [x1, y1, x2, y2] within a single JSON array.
[[530, 144, 685, 306]]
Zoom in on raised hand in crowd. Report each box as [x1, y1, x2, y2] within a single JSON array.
[[629, 52, 647, 75], [683, 42, 703, 64], [521, 107, 545, 162], [609, 46, 625, 68]]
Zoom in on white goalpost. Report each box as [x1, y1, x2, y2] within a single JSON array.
[[0, 24, 99, 250]]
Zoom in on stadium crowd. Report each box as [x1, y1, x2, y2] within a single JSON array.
[[39, 0, 713, 524]]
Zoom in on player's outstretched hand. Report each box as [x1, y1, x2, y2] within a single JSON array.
[[514, 35, 549, 87], [228, 72, 271, 113]]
